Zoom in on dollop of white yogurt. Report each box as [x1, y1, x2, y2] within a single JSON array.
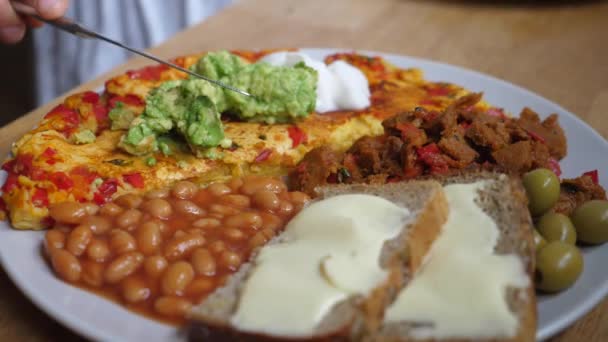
[[259, 51, 371, 113]]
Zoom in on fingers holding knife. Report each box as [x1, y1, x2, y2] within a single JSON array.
[[0, 0, 69, 44]]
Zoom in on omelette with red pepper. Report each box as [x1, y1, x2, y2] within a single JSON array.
[[2, 50, 485, 230]]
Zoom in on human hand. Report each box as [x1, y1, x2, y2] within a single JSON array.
[[0, 0, 69, 44]]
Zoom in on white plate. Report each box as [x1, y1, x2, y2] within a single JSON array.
[[1, 48, 607, 342]]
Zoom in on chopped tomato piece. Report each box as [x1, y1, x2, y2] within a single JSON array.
[[109, 95, 144, 108], [44, 104, 80, 135], [1, 159, 15, 172], [126, 64, 169, 81], [583, 170, 599, 184], [254, 149, 273, 163], [70, 166, 98, 185], [2, 173, 18, 193], [548, 158, 562, 177], [82, 91, 100, 104], [93, 103, 109, 130], [49, 172, 74, 190], [12, 154, 34, 177], [287, 126, 308, 148], [32, 188, 49, 208], [93, 178, 119, 205], [42, 148, 59, 165], [123, 173, 144, 188]]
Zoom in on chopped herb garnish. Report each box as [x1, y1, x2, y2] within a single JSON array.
[[104, 159, 132, 166], [337, 167, 351, 183], [146, 157, 157, 166]]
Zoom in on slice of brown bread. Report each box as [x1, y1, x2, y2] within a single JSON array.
[[372, 171, 536, 342], [188, 180, 449, 341]]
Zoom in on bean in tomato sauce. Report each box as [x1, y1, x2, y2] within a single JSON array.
[[44, 176, 310, 325]]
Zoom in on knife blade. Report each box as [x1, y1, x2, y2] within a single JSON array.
[[12, 1, 252, 97]]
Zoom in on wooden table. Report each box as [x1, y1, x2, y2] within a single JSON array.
[[0, 0, 607, 340]]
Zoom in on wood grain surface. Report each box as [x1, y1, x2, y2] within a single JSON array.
[[0, 0, 606, 340]]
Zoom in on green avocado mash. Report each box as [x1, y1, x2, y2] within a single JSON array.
[[108, 102, 136, 130], [72, 129, 96, 144], [118, 51, 317, 156]]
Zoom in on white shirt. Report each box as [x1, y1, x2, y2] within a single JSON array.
[[32, 0, 233, 105]]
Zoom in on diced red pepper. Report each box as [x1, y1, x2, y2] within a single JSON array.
[[287, 126, 308, 148], [417, 143, 449, 174], [395, 123, 425, 144], [108, 95, 144, 108], [32, 188, 49, 208], [49, 172, 73, 190], [527, 130, 546, 144], [583, 170, 599, 184], [254, 149, 273, 163], [0, 198, 6, 212], [1, 173, 18, 193], [82, 91, 100, 104], [93, 103, 109, 130], [126, 64, 169, 81], [426, 86, 451, 97], [548, 158, 562, 177], [93, 178, 118, 205], [42, 148, 59, 165], [123, 173, 144, 188], [44, 104, 80, 134], [2, 159, 15, 172]]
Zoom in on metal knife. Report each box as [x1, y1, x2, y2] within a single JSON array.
[[12, 1, 252, 97]]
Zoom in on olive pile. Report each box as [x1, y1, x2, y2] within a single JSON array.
[[523, 168, 608, 293]]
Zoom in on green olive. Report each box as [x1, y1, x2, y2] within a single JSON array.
[[523, 168, 561, 217], [571, 200, 608, 244], [535, 241, 584, 293], [536, 212, 576, 245], [533, 229, 547, 251]]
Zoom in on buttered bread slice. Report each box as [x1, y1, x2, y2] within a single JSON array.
[[189, 181, 448, 341], [375, 173, 536, 342]]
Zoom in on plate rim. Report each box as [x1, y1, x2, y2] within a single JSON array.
[[1, 47, 607, 342]]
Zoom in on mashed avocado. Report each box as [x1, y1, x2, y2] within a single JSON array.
[[119, 51, 317, 156], [72, 129, 96, 144], [108, 102, 136, 130]]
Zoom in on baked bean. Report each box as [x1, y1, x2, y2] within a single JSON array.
[[146, 188, 169, 199], [45, 229, 66, 251], [227, 178, 243, 192], [240, 176, 286, 195], [53, 223, 72, 233], [249, 232, 268, 249], [185, 277, 215, 297], [207, 183, 231, 196], [100, 203, 123, 217], [51, 249, 81, 282], [221, 194, 251, 208], [171, 181, 198, 200], [174, 230, 186, 238], [121, 275, 151, 303], [164, 233, 205, 261], [277, 201, 294, 216], [224, 212, 262, 230], [260, 212, 282, 231], [66, 225, 93, 257], [87, 239, 110, 262], [209, 204, 239, 216], [80, 215, 112, 235], [252, 190, 280, 211], [209, 240, 226, 254], [261, 228, 276, 240], [136, 221, 162, 255], [104, 252, 143, 284], [143, 198, 172, 219], [116, 209, 142, 228], [154, 296, 192, 317], [161, 261, 194, 295], [220, 251, 242, 271], [191, 248, 216, 276], [173, 200, 205, 216], [109, 230, 137, 254], [192, 218, 221, 229], [115, 194, 143, 209], [49, 202, 87, 224], [83, 203, 100, 216], [81, 260, 104, 287], [144, 255, 168, 278], [289, 191, 310, 208], [223, 227, 245, 241]]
